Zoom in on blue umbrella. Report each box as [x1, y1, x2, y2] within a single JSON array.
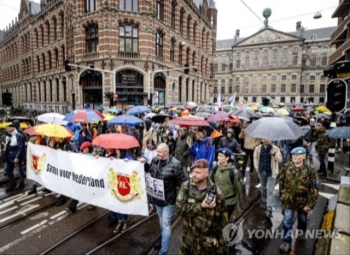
[[314, 113, 331, 119], [326, 126, 350, 139], [63, 110, 78, 122], [126, 106, 151, 115], [107, 115, 143, 127]]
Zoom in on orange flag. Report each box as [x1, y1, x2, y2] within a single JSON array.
[[210, 129, 223, 139]]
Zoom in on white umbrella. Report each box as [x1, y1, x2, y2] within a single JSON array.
[[36, 113, 68, 125]]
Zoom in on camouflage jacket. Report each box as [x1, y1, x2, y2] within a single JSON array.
[[315, 130, 336, 155], [278, 162, 319, 210], [210, 163, 244, 217], [176, 179, 228, 255]]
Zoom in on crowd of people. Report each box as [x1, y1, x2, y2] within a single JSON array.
[[2, 104, 349, 254]]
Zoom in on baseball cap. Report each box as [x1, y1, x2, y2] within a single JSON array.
[[315, 122, 322, 127]]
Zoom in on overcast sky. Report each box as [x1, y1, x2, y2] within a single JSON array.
[[0, 0, 338, 40]]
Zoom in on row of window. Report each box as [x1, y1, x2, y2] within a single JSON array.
[[214, 96, 325, 104], [7, 80, 68, 103], [216, 74, 325, 84], [213, 84, 326, 94]]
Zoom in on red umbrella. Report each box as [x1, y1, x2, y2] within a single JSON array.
[[92, 134, 140, 149], [227, 115, 241, 123], [291, 106, 306, 112], [168, 116, 210, 127], [71, 109, 104, 123], [24, 127, 41, 136], [207, 112, 231, 122]]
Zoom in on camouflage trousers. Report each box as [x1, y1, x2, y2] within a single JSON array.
[[180, 236, 228, 255]]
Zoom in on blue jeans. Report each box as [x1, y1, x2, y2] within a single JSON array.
[[282, 209, 308, 244], [110, 212, 129, 221], [155, 204, 175, 255], [283, 144, 291, 163], [258, 171, 276, 211]]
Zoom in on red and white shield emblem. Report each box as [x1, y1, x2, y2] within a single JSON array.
[[117, 174, 130, 197], [32, 155, 39, 170]]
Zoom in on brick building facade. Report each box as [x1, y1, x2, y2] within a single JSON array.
[[0, 0, 217, 113]]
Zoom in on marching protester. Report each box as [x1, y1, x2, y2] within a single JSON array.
[[174, 128, 193, 178], [142, 138, 158, 164], [253, 138, 282, 217], [65, 141, 96, 214], [139, 143, 187, 255], [278, 147, 319, 253], [4, 123, 26, 191], [210, 148, 244, 219], [187, 128, 215, 171], [176, 159, 228, 255], [239, 121, 260, 177]]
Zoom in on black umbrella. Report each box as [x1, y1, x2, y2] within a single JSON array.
[[325, 126, 350, 139], [233, 108, 261, 119], [151, 113, 173, 123], [245, 117, 303, 141]]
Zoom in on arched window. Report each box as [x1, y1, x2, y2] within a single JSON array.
[[53, 17, 57, 41], [178, 76, 182, 102], [86, 24, 98, 53], [170, 39, 175, 62], [178, 43, 183, 65]]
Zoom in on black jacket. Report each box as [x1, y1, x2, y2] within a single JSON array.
[[217, 136, 243, 154], [145, 156, 187, 206]]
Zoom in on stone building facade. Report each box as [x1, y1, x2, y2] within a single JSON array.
[[0, 0, 217, 113], [214, 23, 336, 105]]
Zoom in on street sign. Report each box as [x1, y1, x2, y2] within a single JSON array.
[[326, 79, 348, 113]]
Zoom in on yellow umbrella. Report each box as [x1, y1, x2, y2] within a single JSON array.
[[34, 124, 73, 138], [0, 122, 28, 129], [316, 106, 329, 113], [103, 114, 115, 121], [324, 111, 332, 115], [277, 109, 290, 116]]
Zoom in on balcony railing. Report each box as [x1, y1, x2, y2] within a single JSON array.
[[83, 52, 99, 60], [328, 39, 350, 65], [331, 14, 350, 42], [118, 52, 140, 59]]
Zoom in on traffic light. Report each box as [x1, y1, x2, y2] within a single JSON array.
[[64, 60, 71, 71], [2, 92, 12, 106], [184, 64, 189, 74], [326, 79, 348, 112]]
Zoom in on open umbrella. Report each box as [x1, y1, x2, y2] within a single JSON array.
[[207, 112, 230, 122], [34, 124, 74, 138], [259, 106, 275, 114], [325, 127, 350, 139], [277, 108, 290, 116], [151, 113, 173, 123], [291, 105, 306, 112], [126, 106, 151, 115], [23, 127, 41, 136], [233, 107, 261, 119], [244, 117, 303, 141], [92, 133, 139, 149], [106, 108, 120, 114], [314, 113, 331, 119], [36, 113, 68, 125], [300, 125, 311, 136], [0, 122, 28, 129], [145, 112, 156, 119], [316, 106, 329, 113], [168, 116, 210, 127], [107, 115, 143, 127], [70, 109, 104, 123]]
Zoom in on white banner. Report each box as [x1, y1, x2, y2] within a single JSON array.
[[26, 144, 149, 216], [145, 173, 165, 201]]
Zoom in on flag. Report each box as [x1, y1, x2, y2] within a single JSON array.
[[229, 92, 236, 107], [210, 129, 223, 139]]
